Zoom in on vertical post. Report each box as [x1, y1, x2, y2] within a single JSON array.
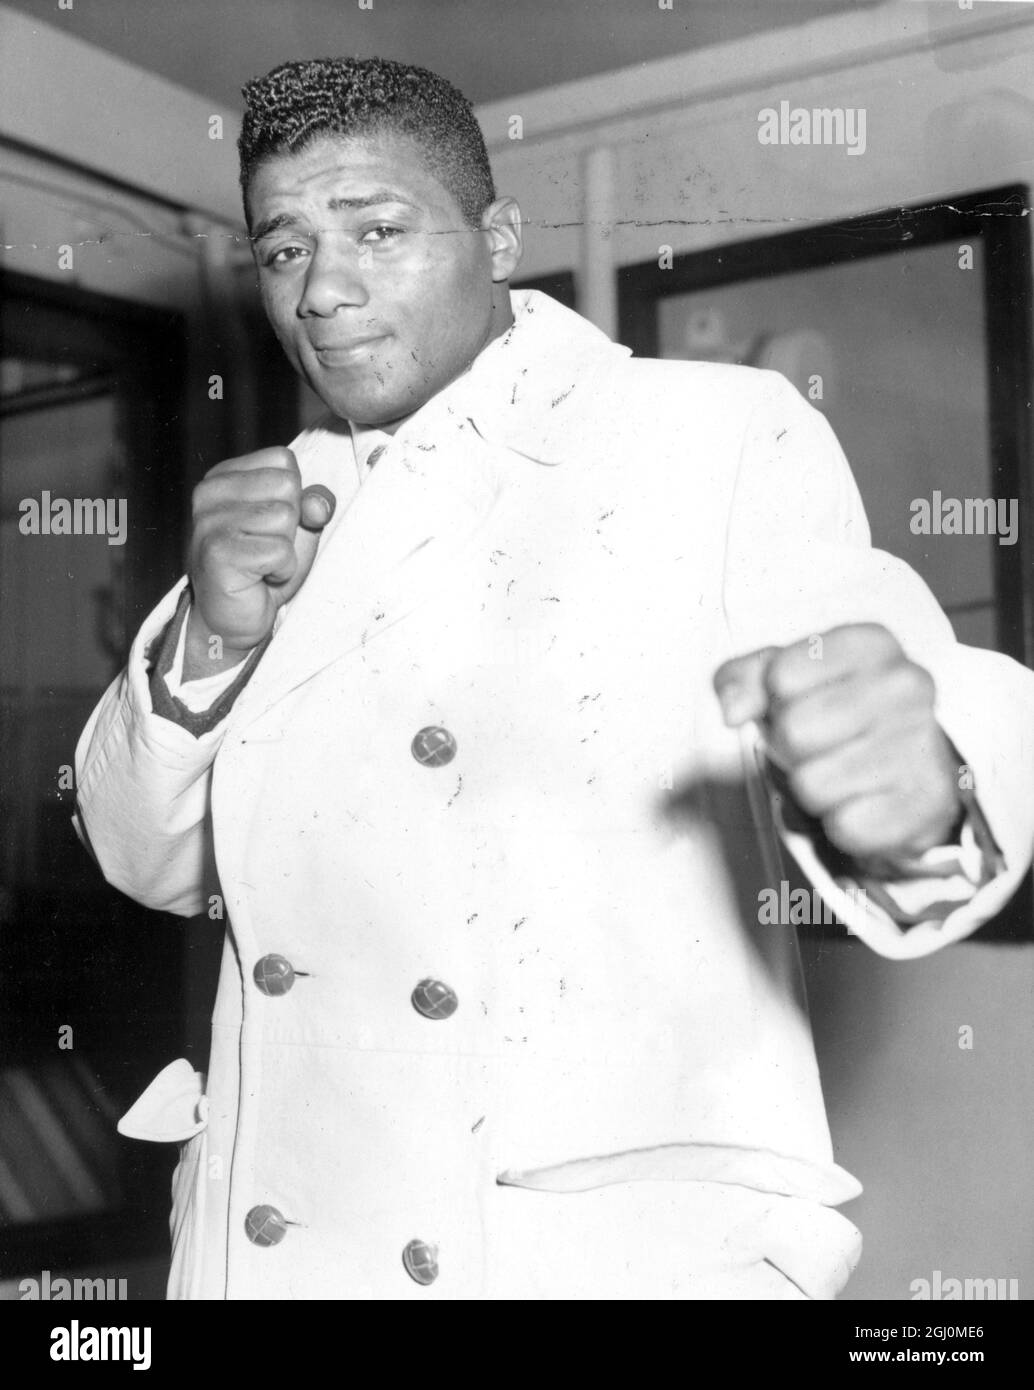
[[184, 214, 255, 461], [581, 145, 618, 338]]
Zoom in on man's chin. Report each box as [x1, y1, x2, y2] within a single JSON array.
[[317, 388, 425, 432]]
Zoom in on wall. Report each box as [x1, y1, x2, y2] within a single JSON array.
[[0, 3, 244, 308], [478, 3, 1034, 315], [802, 937, 1033, 1301]]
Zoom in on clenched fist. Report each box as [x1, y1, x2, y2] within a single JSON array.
[[183, 447, 335, 680], [714, 624, 962, 863]]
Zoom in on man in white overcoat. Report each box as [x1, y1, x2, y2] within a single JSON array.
[[75, 57, 1034, 1300]]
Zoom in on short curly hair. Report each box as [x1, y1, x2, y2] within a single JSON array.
[[238, 56, 496, 228]]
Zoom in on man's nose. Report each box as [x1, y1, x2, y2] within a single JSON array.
[[297, 241, 371, 317]]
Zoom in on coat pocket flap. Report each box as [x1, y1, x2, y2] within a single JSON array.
[[497, 1142, 863, 1206], [117, 1058, 208, 1142]]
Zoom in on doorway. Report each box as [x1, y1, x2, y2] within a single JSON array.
[[0, 270, 189, 1289]]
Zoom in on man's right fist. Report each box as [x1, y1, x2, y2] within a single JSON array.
[[183, 447, 335, 680]]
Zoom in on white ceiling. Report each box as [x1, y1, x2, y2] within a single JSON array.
[[2, 0, 879, 108]]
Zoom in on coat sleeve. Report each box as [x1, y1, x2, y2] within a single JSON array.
[[72, 415, 351, 919], [720, 369, 1034, 959], [73, 576, 228, 918]]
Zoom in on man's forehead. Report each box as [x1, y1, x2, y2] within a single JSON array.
[[248, 131, 445, 212]]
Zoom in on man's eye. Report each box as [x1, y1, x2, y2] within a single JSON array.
[[264, 245, 309, 268], [360, 226, 403, 244]]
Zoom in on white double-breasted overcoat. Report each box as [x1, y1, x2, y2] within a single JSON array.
[[75, 292, 1034, 1299]]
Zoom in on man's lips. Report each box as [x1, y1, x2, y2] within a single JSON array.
[[311, 335, 388, 367]]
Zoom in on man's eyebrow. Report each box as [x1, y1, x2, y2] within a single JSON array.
[[250, 212, 300, 243], [251, 194, 422, 243], [325, 191, 422, 213]]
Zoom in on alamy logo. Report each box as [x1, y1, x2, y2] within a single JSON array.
[[910, 493, 1018, 547], [50, 1320, 151, 1371], [20, 1270, 127, 1300], [18, 491, 127, 546], [757, 881, 865, 930], [757, 100, 867, 156], [910, 1270, 1019, 1301]]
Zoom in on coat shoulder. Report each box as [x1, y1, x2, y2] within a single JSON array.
[[572, 355, 812, 489], [600, 356, 797, 429]]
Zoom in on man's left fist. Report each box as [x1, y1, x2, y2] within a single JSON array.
[[713, 623, 962, 862]]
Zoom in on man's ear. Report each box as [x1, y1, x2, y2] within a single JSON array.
[[481, 197, 523, 282]]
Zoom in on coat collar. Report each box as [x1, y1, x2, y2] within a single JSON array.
[[226, 292, 628, 733], [429, 289, 631, 465]]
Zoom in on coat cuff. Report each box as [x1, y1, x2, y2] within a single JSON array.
[[147, 589, 272, 739], [760, 751, 1015, 959]]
